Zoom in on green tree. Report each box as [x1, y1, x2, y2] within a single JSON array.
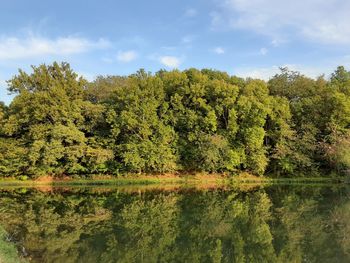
[[236, 80, 270, 174], [160, 69, 241, 172], [1, 62, 112, 176], [106, 70, 177, 173]]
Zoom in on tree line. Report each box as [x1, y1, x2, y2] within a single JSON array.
[[1, 62, 350, 177]]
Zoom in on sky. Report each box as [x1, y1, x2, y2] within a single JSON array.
[[1, 0, 350, 104]]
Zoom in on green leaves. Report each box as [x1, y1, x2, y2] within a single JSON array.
[[1, 62, 112, 177], [105, 73, 177, 173], [0, 138, 28, 176], [2, 63, 350, 177]]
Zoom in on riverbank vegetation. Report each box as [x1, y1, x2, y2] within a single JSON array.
[[1, 62, 350, 178]]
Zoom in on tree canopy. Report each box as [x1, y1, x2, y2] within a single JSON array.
[[1, 62, 350, 177]]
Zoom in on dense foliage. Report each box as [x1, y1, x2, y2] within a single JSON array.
[[1, 62, 350, 177]]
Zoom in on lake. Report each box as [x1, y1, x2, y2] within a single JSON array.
[[0, 184, 349, 263]]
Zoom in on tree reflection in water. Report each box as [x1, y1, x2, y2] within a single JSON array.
[[0, 185, 349, 263]]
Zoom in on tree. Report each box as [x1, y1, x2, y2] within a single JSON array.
[[1, 62, 112, 176], [330, 66, 350, 95], [106, 70, 177, 173], [1, 64, 350, 177], [0, 101, 5, 123], [160, 69, 241, 172], [235, 80, 271, 174]]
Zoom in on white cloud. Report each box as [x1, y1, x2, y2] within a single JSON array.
[[0, 78, 6, 86], [0, 78, 7, 92], [234, 66, 280, 80], [117, 50, 138, 62], [260, 47, 268, 55], [182, 35, 195, 44], [0, 78, 10, 104], [210, 12, 224, 29], [161, 46, 177, 51], [0, 34, 110, 60], [101, 57, 114, 63], [234, 64, 329, 80], [213, 0, 350, 44], [271, 38, 285, 47], [185, 8, 197, 17], [213, 47, 225, 54], [159, 56, 181, 68], [76, 72, 95, 82]]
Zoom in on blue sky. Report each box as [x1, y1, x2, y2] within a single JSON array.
[[1, 0, 350, 104]]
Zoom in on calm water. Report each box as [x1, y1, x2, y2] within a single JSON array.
[[0, 184, 349, 263]]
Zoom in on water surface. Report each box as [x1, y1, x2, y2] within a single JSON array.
[[0, 184, 349, 263]]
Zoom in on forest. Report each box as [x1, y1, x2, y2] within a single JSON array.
[[1, 62, 350, 178]]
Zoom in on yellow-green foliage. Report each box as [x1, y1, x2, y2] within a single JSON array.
[[1, 63, 350, 177]]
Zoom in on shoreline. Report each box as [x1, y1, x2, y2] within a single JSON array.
[[0, 173, 349, 187]]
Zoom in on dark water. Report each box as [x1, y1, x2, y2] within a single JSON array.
[[0, 184, 349, 263]]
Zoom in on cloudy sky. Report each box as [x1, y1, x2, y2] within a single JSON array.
[[1, 0, 350, 103]]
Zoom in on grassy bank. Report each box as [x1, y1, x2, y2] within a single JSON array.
[[0, 173, 349, 187], [230, 173, 350, 184], [0, 173, 227, 187]]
